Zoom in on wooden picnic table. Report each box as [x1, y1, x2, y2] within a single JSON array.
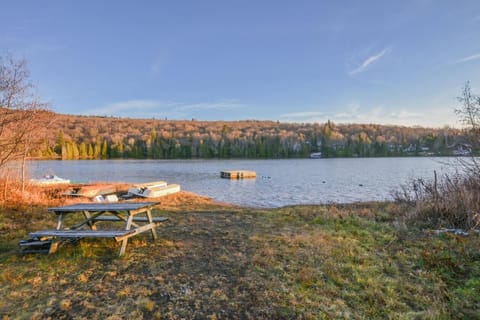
[[27, 202, 166, 256]]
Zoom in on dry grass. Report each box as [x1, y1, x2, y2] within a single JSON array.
[[0, 186, 479, 319], [393, 170, 480, 230], [0, 180, 234, 210]]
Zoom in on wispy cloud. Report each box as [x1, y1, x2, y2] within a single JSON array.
[[349, 47, 391, 76], [88, 100, 163, 115], [277, 104, 454, 127], [455, 53, 480, 64], [176, 99, 244, 111], [276, 111, 327, 120], [84, 99, 245, 119]]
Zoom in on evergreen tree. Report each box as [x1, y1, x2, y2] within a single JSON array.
[[79, 142, 87, 159], [101, 139, 108, 159], [55, 130, 65, 155]]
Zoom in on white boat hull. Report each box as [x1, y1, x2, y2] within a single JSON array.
[[30, 175, 70, 186], [128, 184, 181, 198]]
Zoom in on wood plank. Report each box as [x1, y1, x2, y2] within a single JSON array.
[[21, 249, 51, 254], [48, 202, 159, 213], [20, 239, 52, 254], [29, 229, 135, 239], [19, 240, 52, 247], [115, 223, 157, 241], [92, 216, 168, 223], [130, 222, 157, 236]]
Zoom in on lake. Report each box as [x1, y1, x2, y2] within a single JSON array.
[[29, 158, 459, 208]]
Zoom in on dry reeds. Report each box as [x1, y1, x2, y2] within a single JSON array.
[[393, 168, 480, 230], [0, 178, 70, 207]]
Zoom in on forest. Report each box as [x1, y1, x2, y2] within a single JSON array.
[[30, 112, 473, 160]]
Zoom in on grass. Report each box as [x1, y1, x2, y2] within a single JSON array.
[[0, 196, 479, 319]]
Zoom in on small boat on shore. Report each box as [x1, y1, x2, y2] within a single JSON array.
[[310, 152, 322, 159], [64, 184, 117, 198], [30, 174, 70, 186], [128, 181, 181, 198]]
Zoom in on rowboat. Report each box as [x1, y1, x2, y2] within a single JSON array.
[[128, 181, 181, 198], [64, 184, 117, 198]]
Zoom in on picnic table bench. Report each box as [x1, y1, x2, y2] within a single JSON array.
[[23, 202, 166, 256]]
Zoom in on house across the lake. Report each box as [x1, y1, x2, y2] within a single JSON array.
[[452, 143, 472, 156]]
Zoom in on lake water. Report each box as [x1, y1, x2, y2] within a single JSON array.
[[29, 158, 459, 208]]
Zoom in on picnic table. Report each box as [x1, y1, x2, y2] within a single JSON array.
[[24, 202, 166, 256]]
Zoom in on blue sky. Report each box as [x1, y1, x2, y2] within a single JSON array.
[[1, 1, 480, 127]]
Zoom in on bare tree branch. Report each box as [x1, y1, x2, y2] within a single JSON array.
[[0, 54, 52, 178]]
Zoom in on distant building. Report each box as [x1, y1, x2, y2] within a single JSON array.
[[452, 143, 472, 156], [403, 144, 416, 153]]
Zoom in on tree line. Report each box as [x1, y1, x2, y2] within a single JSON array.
[[31, 115, 472, 160]]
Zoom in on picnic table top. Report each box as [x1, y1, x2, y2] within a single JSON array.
[[47, 202, 159, 213]]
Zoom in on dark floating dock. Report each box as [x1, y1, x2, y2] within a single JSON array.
[[220, 170, 257, 179]]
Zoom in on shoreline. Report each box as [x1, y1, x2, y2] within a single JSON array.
[[14, 182, 238, 211], [17, 181, 396, 210]]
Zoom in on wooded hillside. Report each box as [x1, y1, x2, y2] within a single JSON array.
[[32, 113, 470, 159]]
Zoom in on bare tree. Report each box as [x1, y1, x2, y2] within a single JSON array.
[[455, 82, 480, 146], [0, 54, 52, 192], [454, 82, 480, 174], [392, 82, 480, 230]]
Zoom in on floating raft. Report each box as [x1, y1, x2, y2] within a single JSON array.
[[220, 170, 257, 179]]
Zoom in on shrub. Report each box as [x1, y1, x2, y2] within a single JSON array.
[[394, 82, 480, 230], [393, 169, 480, 230]]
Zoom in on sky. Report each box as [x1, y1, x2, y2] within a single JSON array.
[[1, 0, 480, 128]]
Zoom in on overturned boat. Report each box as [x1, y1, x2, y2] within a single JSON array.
[[128, 181, 181, 198], [65, 184, 117, 198]]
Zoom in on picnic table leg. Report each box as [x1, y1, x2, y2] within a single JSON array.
[[82, 210, 97, 230], [146, 208, 158, 240], [43, 213, 64, 254], [119, 214, 134, 256], [55, 213, 65, 230], [49, 239, 60, 254]]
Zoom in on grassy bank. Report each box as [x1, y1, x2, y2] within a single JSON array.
[[0, 194, 479, 319]]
